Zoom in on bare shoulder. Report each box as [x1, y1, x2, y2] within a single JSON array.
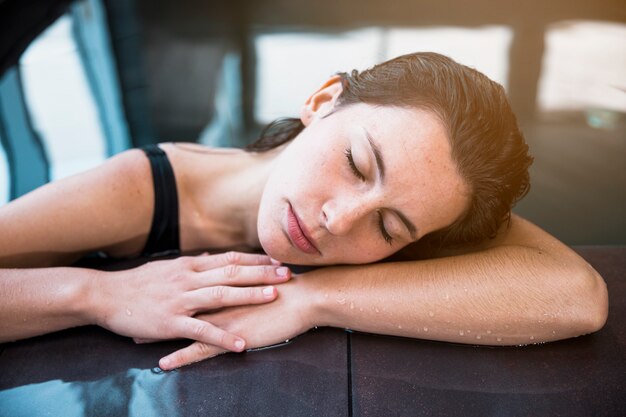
[[0, 148, 154, 267]]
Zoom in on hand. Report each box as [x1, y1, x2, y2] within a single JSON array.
[[89, 252, 291, 356], [158, 276, 315, 370]]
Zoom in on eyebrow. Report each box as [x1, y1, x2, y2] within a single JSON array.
[[363, 127, 419, 241]]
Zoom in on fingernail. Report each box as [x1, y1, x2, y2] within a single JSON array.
[[276, 267, 289, 277], [262, 286, 275, 297], [160, 358, 171, 369], [235, 339, 245, 350], [270, 258, 282, 265]]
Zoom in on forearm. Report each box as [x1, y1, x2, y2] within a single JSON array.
[[304, 245, 608, 345], [0, 267, 100, 342]]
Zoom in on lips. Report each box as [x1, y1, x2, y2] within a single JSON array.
[[286, 203, 320, 255]]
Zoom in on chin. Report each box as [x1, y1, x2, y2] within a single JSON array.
[[258, 236, 314, 265], [257, 229, 287, 261]]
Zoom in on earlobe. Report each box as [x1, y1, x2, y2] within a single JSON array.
[[300, 75, 343, 126]]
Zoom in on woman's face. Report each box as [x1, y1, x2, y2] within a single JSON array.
[[257, 94, 469, 265]]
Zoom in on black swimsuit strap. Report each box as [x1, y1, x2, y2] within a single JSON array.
[[140, 145, 181, 256]]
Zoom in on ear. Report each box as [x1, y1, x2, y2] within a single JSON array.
[[300, 75, 343, 127]]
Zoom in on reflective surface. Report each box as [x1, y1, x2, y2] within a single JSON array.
[[0, 368, 181, 417], [350, 247, 626, 416], [0, 247, 624, 416], [0, 327, 349, 417]]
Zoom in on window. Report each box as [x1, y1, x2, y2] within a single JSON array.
[[537, 20, 626, 127], [253, 25, 513, 124], [19, 14, 108, 182]]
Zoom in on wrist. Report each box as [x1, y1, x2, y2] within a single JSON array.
[[295, 267, 341, 329], [72, 267, 109, 326]]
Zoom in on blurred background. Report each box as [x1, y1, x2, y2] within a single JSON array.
[[0, 0, 624, 244]]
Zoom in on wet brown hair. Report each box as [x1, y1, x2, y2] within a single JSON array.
[[246, 52, 533, 247]]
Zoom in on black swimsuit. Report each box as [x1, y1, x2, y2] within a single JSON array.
[[140, 145, 181, 256]]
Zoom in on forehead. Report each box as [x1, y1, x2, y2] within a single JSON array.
[[337, 103, 452, 172], [352, 104, 446, 154]]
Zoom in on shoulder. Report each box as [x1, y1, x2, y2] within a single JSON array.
[[0, 148, 156, 266]]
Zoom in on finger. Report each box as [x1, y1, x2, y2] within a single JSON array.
[[194, 264, 291, 287], [159, 342, 225, 370], [185, 285, 277, 311], [176, 316, 246, 353], [191, 251, 279, 272]]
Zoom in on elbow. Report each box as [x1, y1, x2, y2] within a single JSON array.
[[567, 266, 609, 337], [585, 270, 609, 333]]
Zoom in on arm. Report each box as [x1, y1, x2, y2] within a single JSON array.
[[0, 252, 291, 349], [0, 149, 154, 267], [310, 215, 608, 345], [0, 149, 291, 352], [162, 215, 608, 369]]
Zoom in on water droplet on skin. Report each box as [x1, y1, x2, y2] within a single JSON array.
[[428, 311, 434, 317], [467, 330, 471, 334], [497, 337, 502, 342], [476, 335, 482, 340], [126, 308, 132, 316], [486, 330, 492, 334], [530, 336, 535, 341], [375, 308, 380, 313], [336, 298, 346, 305], [459, 330, 465, 336], [423, 327, 428, 332], [397, 325, 403, 329], [552, 330, 556, 334], [284, 339, 290, 343]]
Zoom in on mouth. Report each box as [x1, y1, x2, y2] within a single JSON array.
[[286, 203, 320, 255]]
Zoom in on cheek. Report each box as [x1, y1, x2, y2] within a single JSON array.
[[256, 203, 288, 260]]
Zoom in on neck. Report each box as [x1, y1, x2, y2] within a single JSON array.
[[184, 147, 279, 251]]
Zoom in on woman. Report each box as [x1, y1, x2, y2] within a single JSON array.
[[0, 52, 608, 370]]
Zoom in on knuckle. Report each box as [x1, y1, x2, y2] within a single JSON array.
[[192, 342, 214, 358], [178, 256, 195, 269], [191, 323, 208, 339], [225, 251, 241, 265], [210, 285, 227, 301], [223, 264, 239, 279], [256, 255, 272, 265], [169, 271, 190, 284], [263, 265, 276, 276], [217, 330, 228, 348], [249, 287, 261, 299]]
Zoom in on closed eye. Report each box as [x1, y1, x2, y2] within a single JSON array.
[[378, 210, 393, 245], [344, 148, 365, 181]]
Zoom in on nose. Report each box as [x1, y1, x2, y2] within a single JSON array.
[[321, 194, 374, 236]]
